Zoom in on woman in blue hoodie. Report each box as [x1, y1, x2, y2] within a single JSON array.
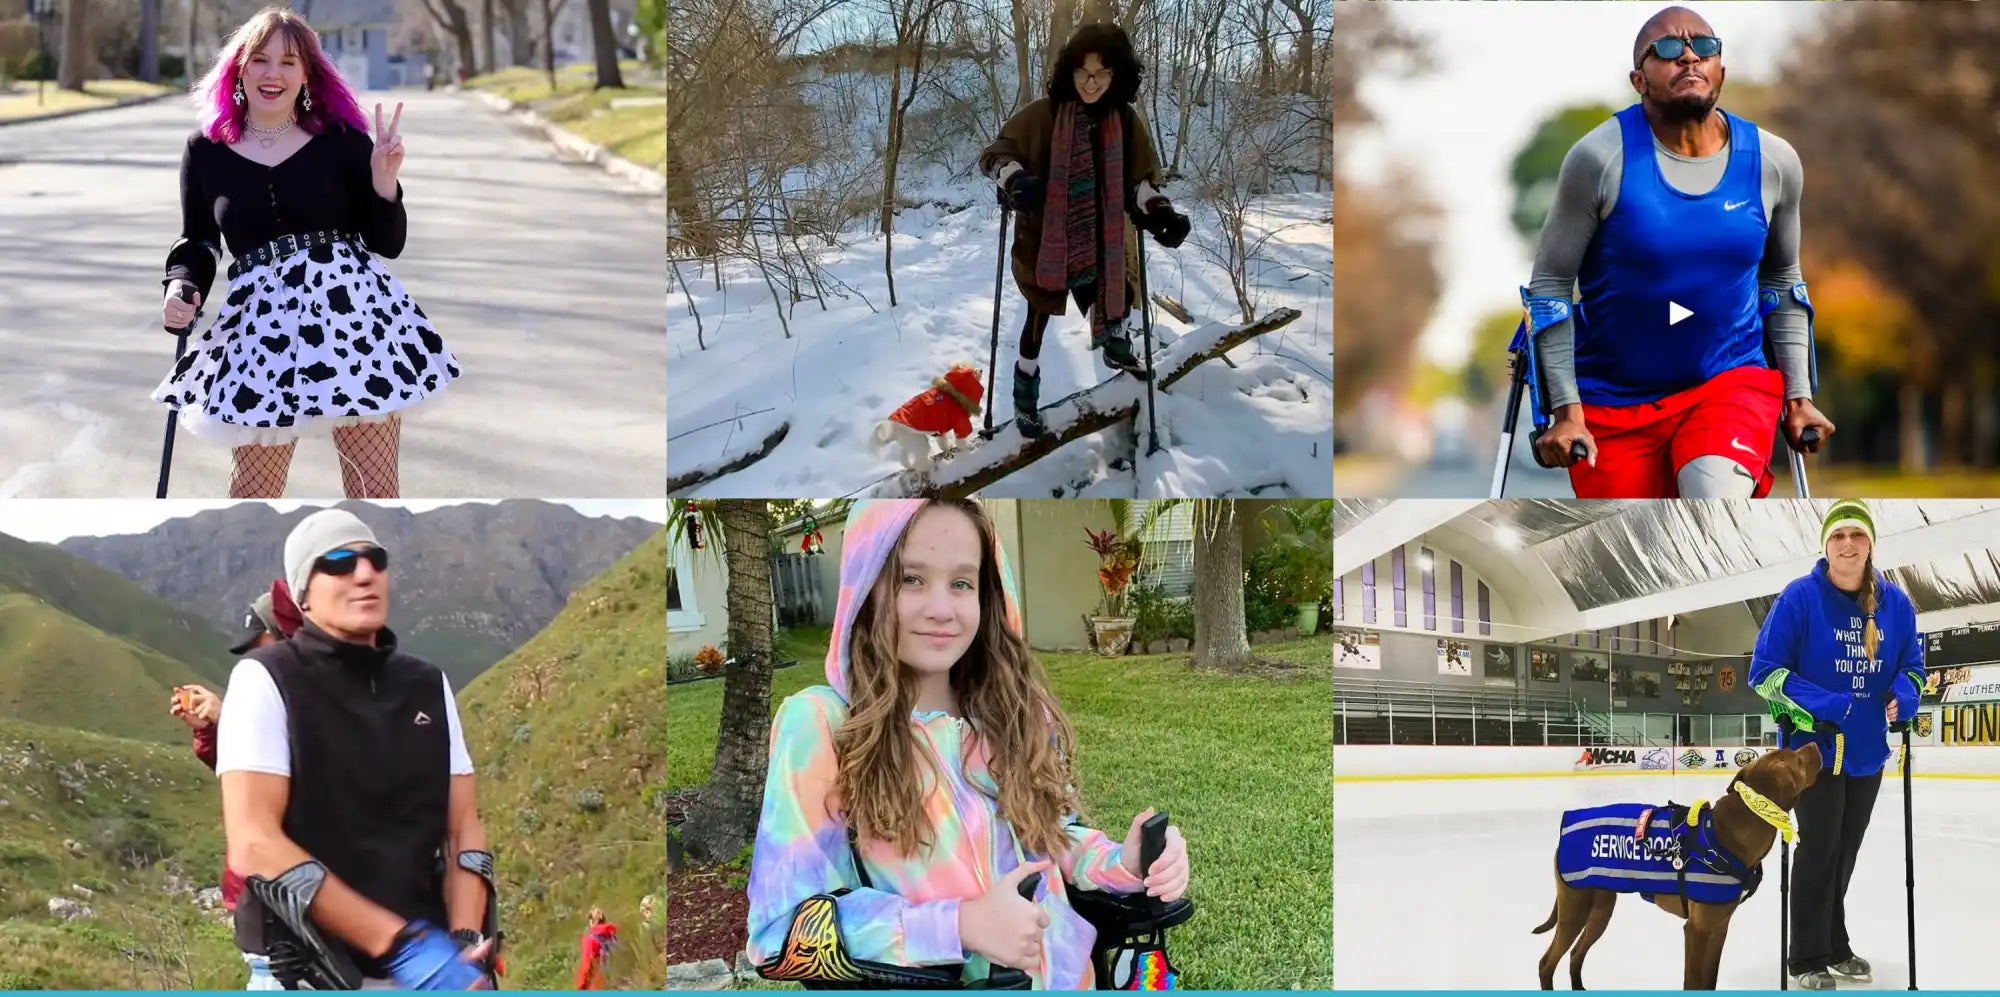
[[1750, 499, 1925, 990]]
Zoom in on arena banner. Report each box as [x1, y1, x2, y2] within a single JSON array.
[[1572, 746, 1637, 770], [1939, 663, 2000, 704], [1934, 703, 2000, 746]]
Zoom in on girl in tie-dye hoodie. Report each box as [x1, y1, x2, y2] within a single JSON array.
[[745, 499, 1191, 989]]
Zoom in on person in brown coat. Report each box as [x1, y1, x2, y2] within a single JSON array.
[[977, 22, 1192, 437]]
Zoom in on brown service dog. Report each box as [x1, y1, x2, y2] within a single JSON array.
[[1532, 741, 1822, 990]]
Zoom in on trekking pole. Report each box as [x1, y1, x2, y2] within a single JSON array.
[[1490, 343, 1527, 499], [983, 207, 1010, 439], [1897, 719, 1917, 989], [158, 283, 199, 498], [1137, 230, 1161, 457], [1790, 427, 1821, 499]]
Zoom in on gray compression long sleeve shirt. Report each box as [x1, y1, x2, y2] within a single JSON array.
[[1526, 114, 1810, 409]]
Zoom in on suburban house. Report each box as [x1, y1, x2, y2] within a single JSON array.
[[667, 500, 1290, 662], [293, 0, 406, 90]]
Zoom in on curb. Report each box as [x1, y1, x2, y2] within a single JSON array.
[[461, 86, 665, 196], [0, 88, 176, 128], [664, 953, 753, 990]]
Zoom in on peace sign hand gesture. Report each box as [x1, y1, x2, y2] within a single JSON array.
[[371, 101, 405, 200]]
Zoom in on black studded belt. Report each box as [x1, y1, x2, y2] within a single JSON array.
[[228, 230, 356, 281]]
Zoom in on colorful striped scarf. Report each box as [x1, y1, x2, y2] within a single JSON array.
[[1034, 102, 1127, 327]]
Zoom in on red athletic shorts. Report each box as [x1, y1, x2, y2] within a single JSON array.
[[1567, 365, 1784, 499]]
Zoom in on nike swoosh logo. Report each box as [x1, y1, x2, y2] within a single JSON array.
[[1730, 437, 1756, 454], [1724, 199, 1750, 211]]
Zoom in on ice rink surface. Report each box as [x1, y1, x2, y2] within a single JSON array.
[[1334, 770, 1997, 989]]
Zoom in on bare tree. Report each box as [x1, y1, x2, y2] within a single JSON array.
[[416, 0, 478, 81], [879, 0, 948, 306], [586, 0, 622, 87], [58, 0, 87, 90], [538, 0, 568, 90]]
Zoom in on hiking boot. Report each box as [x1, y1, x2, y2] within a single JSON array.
[[1828, 957, 1871, 982], [1101, 329, 1154, 381], [1793, 969, 1837, 990], [1013, 364, 1047, 438]]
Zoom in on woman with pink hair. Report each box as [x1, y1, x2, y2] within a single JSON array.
[[155, 5, 460, 499]]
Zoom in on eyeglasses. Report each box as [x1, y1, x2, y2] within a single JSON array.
[[1073, 68, 1114, 87], [1641, 34, 1721, 65], [316, 545, 389, 575]]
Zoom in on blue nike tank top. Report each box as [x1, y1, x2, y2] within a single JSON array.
[[1573, 104, 1769, 407]]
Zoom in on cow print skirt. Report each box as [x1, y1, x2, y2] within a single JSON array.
[[151, 240, 461, 446]]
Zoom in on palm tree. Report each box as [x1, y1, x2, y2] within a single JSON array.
[[1098, 499, 1254, 670], [670, 499, 774, 865]]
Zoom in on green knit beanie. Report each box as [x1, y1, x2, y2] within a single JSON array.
[[1822, 499, 1875, 549]]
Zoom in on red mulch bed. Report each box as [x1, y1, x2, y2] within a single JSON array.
[[665, 786, 751, 967], [667, 865, 750, 966]]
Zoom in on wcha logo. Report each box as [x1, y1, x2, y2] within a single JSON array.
[[1578, 747, 1636, 767]]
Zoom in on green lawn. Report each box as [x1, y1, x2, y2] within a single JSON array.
[[0, 79, 173, 122], [669, 634, 1334, 990], [463, 62, 662, 174]]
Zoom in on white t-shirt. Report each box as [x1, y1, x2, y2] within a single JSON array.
[[214, 658, 475, 778]]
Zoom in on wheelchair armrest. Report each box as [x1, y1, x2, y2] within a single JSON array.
[[1064, 884, 1194, 935]]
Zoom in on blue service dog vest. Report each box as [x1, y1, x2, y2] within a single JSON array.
[[1555, 801, 1763, 906]]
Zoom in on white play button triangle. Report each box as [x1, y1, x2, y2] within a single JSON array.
[[1669, 301, 1693, 325]]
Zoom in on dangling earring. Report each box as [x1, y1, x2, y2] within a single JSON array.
[[233, 80, 245, 105], [300, 82, 311, 112]]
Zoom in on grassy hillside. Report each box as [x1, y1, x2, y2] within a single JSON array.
[[0, 718, 240, 990], [0, 531, 234, 689], [456, 529, 668, 989], [0, 594, 212, 745]]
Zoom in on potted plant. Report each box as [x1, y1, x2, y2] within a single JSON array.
[[1083, 527, 1142, 655], [1265, 502, 1333, 635]]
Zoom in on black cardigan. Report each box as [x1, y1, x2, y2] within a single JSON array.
[[164, 125, 406, 302]]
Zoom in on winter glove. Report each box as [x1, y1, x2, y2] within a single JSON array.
[[385, 920, 488, 990], [1141, 198, 1191, 249], [999, 170, 1044, 213]]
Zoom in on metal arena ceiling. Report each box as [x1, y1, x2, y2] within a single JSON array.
[[1335, 500, 2000, 639]]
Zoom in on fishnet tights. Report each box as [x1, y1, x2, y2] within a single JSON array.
[[225, 416, 402, 498], [333, 416, 402, 498], [229, 440, 298, 498]]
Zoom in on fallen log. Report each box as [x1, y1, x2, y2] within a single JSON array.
[[873, 307, 1302, 498]]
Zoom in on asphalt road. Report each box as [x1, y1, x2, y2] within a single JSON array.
[[0, 88, 665, 498]]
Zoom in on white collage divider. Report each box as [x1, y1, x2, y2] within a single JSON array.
[[1335, 743, 2000, 781]]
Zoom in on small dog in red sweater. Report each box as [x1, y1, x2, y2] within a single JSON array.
[[870, 364, 985, 473]]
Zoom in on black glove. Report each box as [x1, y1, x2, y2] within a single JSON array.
[[1142, 198, 1191, 249], [998, 171, 1043, 212]]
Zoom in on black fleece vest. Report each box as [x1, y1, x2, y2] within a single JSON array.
[[236, 620, 452, 973]]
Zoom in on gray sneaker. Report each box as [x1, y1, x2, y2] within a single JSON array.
[[1794, 969, 1837, 990], [1829, 957, 1872, 982]]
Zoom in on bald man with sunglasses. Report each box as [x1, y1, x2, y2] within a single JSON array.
[[214, 509, 501, 990], [1521, 5, 1836, 498]]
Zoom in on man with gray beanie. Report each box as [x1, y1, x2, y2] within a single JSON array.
[[214, 508, 503, 990]]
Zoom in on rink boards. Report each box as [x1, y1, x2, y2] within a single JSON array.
[[1334, 743, 2000, 781]]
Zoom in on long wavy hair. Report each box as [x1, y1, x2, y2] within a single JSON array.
[[834, 500, 1083, 859], [192, 6, 368, 144], [1047, 22, 1144, 108]]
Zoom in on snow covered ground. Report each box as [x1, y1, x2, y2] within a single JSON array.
[[667, 187, 1331, 497]]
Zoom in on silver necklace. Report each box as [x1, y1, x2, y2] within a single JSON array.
[[246, 116, 295, 149]]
